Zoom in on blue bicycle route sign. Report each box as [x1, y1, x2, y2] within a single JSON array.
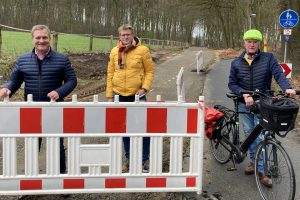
[[279, 9, 299, 28]]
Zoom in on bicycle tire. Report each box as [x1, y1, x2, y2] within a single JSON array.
[[254, 140, 296, 200], [209, 119, 234, 164]]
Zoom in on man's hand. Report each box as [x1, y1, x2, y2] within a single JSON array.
[[0, 88, 11, 100], [285, 89, 296, 98], [243, 94, 254, 107], [47, 91, 60, 101], [136, 88, 146, 96]]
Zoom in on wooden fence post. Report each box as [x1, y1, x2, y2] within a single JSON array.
[[89, 34, 93, 52], [0, 28, 2, 56], [149, 39, 151, 49], [110, 35, 114, 50], [52, 31, 58, 51]]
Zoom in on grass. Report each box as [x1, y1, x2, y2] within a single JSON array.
[[0, 30, 183, 57], [0, 30, 119, 57]]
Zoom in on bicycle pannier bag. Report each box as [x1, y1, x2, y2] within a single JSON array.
[[259, 97, 299, 136], [204, 106, 224, 139]]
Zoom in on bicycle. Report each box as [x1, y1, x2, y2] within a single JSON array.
[[209, 90, 300, 200]]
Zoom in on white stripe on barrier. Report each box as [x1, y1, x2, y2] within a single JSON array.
[[43, 108, 63, 133], [0, 108, 19, 133], [85, 107, 106, 133], [127, 107, 147, 133], [168, 107, 187, 133]]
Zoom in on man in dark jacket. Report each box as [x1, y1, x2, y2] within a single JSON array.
[[0, 24, 77, 173], [228, 29, 295, 187]]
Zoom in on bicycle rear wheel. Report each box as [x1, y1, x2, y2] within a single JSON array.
[[209, 119, 234, 164], [254, 140, 296, 200]]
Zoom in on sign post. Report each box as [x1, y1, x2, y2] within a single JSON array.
[[279, 9, 299, 63]]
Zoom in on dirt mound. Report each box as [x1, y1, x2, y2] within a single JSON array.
[[68, 52, 109, 80]]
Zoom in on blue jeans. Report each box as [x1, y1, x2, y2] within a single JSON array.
[[114, 93, 150, 162], [239, 103, 264, 173]]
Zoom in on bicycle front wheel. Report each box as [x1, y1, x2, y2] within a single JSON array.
[[254, 140, 296, 200], [209, 120, 234, 164]]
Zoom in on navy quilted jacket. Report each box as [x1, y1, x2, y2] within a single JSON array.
[[228, 50, 291, 95], [6, 48, 77, 101]]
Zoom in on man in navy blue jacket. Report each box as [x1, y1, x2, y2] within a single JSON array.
[[0, 25, 77, 173], [228, 29, 295, 187]]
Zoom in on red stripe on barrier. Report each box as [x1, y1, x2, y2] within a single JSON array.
[[63, 108, 84, 133], [20, 108, 41, 134], [147, 108, 167, 133], [186, 177, 196, 187], [64, 179, 84, 189], [105, 178, 126, 188], [146, 178, 166, 187], [106, 108, 126, 133], [20, 180, 42, 190], [187, 108, 198, 134]]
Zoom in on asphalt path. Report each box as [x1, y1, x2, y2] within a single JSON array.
[[201, 58, 300, 200]]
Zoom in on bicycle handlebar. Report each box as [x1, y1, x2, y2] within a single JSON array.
[[240, 89, 300, 98]]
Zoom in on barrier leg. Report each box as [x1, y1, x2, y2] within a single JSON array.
[[25, 137, 39, 176], [170, 137, 183, 174], [109, 137, 122, 175], [3, 137, 16, 177], [46, 137, 60, 176], [68, 137, 80, 175], [129, 136, 143, 175], [150, 137, 163, 175]]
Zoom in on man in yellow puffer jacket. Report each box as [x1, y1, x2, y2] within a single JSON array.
[[106, 24, 154, 173]]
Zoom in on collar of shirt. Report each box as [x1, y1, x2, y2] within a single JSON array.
[[35, 47, 51, 60]]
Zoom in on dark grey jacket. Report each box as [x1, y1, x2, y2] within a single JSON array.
[[228, 50, 291, 95], [6, 48, 77, 101]]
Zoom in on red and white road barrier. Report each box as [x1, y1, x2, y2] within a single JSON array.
[[0, 94, 205, 195]]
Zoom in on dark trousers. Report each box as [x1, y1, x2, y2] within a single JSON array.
[[39, 138, 66, 173], [123, 137, 150, 161], [116, 94, 150, 162]]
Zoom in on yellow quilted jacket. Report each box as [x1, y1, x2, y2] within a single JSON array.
[[106, 40, 154, 98]]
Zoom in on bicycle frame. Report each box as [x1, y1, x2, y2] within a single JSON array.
[[220, 93, 265, 164]]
